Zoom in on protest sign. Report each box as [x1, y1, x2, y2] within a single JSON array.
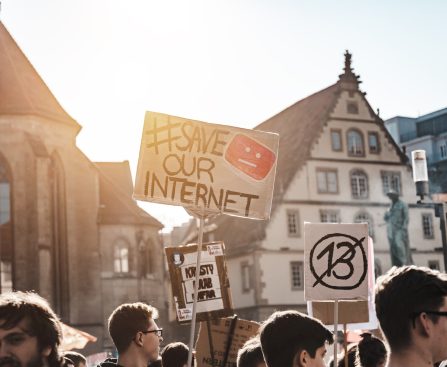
[[166, 242, 233, 323], [309, 300, 369, 324], [134, 112, 279, 220], [195, 317, 260, 367], [304, 223, 369, 301]]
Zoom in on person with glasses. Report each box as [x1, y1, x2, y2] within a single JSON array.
[[0, 291, 72, 367], [100, 302, 163, 367], [259, 310, 333, 367], [375, 265, 447, 367]]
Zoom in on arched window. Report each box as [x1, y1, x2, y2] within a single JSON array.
[[354, 211, 374, 240], [0, 159, 13, 292], [350, 169, 369, 199], [114, 239, 130, 274], [347, 129, 365, 157]]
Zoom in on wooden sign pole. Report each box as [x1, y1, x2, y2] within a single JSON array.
[[187, 214, 205, 367], [333, 299, 339, 367]]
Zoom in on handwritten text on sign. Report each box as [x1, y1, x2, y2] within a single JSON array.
[[165, 242, 233, 323], [134, 112, 279, 220], [304, 223, 369, 301]]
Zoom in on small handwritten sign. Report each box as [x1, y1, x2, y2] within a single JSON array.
[[165, 242, 233, 323], [304, 223, 369, 301], [134, 112, 279, 219]]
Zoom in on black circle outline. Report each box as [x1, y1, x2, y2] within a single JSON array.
[[309, 232, 367, 290]]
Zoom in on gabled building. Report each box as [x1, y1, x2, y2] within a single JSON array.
[[0, 21, 167, 353], [385, 107, 447, 193], [188, 51, 443, 321]]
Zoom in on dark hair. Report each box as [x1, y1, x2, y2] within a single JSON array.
[[375, 265, 447, 351], [259, 310, 333, 367], [108, 302, 158, 354], [161, 342, 189, 367], [148, 358, 162, 367], [237, 337, 264, 367], [333, 344, 357, 367], [355, 333, 387, 367], [0, 291, 62, 367], [63, 351, 87, 367]]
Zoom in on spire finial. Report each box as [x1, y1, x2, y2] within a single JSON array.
[[344, 50, 352, 73], [338, 50, 361, 89]]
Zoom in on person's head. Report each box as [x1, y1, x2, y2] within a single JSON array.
[[0, 291, 63, 367], [161, 342, 189, 367], [375, 266, 447, 358], [259, 310, 333, 367], [386, 190, 399, 203], [62, 352, 86, 367], [333, 344, 357, 367], [237, 337, 265, 367], [355, 333, 387, 367], [108, 302, 162, 362]]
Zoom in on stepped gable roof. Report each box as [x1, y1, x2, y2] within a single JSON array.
[[211, 82, 341, 247], [96, 161, 163, 228], [0, 21, 80, 131]]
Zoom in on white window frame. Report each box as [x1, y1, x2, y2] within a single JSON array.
[[290, 261, 304, 290]]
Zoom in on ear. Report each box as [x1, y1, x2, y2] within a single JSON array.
[[417, 312, 434, 337], [134, 332, 144, 347], [41, 346, 52, 357], [293, 350, 308, 367]]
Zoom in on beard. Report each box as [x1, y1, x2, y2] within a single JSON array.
[[0, 354, 44, 367]]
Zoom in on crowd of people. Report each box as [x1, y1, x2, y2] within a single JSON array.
[[1, 265, 447, 367]]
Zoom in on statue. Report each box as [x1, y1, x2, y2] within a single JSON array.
[[384, 189, 413, 266]]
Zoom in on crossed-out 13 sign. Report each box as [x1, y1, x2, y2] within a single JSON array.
[[304, 223, 369, 301], [165, 242, 233, 323]]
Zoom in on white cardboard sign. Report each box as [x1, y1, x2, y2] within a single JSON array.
[[304, 223, 369, 301], [165, 242, 233, 323], [134, 112, 279, 220]]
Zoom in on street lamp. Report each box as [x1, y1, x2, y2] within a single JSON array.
[[412, 149, 447, 270]]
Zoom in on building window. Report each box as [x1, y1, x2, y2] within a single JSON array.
[[331, 129, 342, 152], [347, 129, 365, 156], [428, 260, 440, 270], [114, 240, 130, 274], [316, 169, 338, 194], [347, 101, 359, 114], [422, 213, 434, 239], [350, 170, 369, 199], [241, 262, 251, 293], [440, 144, 447, 159], [381, 171, 401, 195], [354, 211, 374, 240], [287, 210, 300, 237], [290, 261, 304, 290], [368, 132, 380, 154], [320, 209, 341, 223], [0, 159, 13, 293]]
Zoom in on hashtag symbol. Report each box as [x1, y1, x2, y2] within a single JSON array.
[[145, 116, 181, 154]]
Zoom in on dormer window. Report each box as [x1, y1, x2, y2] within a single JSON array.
[[347, 129, 365, 157]]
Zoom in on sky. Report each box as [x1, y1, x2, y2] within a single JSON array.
[[2, 0, 447, 231]]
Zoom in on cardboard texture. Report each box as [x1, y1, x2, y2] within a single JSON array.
[[165, 242, 233, 323], [195, 317, 260, 367], [311, 300, 369, 324], [134, 111, 279, 220], [304, 223, 369, 301]]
